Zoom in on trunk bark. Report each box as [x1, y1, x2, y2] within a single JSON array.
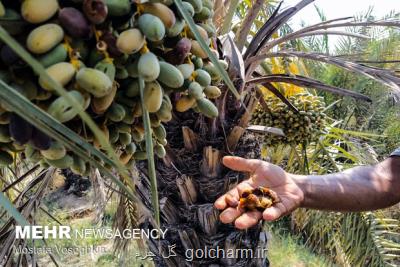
[[137, 93, 269, 266]]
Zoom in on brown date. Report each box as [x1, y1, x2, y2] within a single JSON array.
[[83, 0, 108, 24], [59, 7, 92, 38], [31, 128, 52, 150], [239, 186, 280, 212], [9, 114, 33, 145], [164, 37, 192, 65]]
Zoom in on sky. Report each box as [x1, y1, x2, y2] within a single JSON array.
[[279, 0, 399, 48], [282, 0, 398, 28]]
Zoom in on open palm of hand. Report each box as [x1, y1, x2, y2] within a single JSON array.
[[214, 156, 304, 229]]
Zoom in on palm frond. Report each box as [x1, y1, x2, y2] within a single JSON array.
[[0, 192, 29, 227], [2, 165, 40, 193], [260, 82, 300, 113], [250, 51, 400, 96], [220, 35, 246, 93], [244, 0, 315, 60], [0, 168, 55, 265], [220, 0, 240, 34], [248, 74, 372, 101], [235, 0, 266, 51], [139, 77, 160, 227], [261, 20, 400, 53]]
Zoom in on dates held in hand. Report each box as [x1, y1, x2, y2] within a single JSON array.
[[239, 186, 280, 212]]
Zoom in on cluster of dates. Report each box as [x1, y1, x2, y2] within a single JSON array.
[[0, 0, 225, 175], [252, 93, 327, 146]]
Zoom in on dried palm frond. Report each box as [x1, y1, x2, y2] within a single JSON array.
[[90, 169, 107, 225], [0, 168, 59, 267], [113, 194, 145, 254], [113, 167, 148, 256]]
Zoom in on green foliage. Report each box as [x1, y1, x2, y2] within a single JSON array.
[[383, 111, 400, 152], [263, 122, 400, 266], [301, 11, 400, 157], [267, 225, 334, 267]]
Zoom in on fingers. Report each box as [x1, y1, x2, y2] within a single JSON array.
[[219, 208, 263, 230], [234, 211, 262, 229], [262, 207, 282, 221], [219, 207, 242, 224], [214, 191, 238, 210], [262, 202, 287, 221], [222, 156, 263, 173], [214, 193, 237, 210], [214, 195, 228, 210], [214, 181, 254, 210], [225, 194, 239, 207]]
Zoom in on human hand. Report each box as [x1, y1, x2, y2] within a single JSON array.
[[214, 156, 304, 229]]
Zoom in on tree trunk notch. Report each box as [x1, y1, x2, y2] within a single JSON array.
[[198, 146, 226, 202], [176, 175, 198, 206], [182, 126, 201, 152], [227, 126, 245, 152], [200, 146, 222, 178], [227, 92, 259, 153]]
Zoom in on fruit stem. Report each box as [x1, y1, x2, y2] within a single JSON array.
[[140, 43, 149, 54], [63, 37, 81, 70], [136, 4, 144, 15], [182, 26, 189, 38]]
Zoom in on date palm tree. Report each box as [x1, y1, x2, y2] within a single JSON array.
[[0, 0, 399, 266], [131, 0, 400, 266]]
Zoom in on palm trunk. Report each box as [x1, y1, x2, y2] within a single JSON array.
[[137, 91, 269, 266]]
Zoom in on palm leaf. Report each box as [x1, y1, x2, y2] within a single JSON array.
[[260, 82, 300, 113], [244, 0, 315, 60], [2, 165, 39, 193], [248, 74, 372, 101], [0, 192, 29, 227], [139, 77, 160, 227], [261, 20, 400, 52], [294, 30, 369, 40], [0, 169, 57, 264], [220, 0, 240, 34], [243, 0, 283, 60], [220, 35, 246, 93], [252, 51, 400, 96], [234, 0, 266, 51]]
